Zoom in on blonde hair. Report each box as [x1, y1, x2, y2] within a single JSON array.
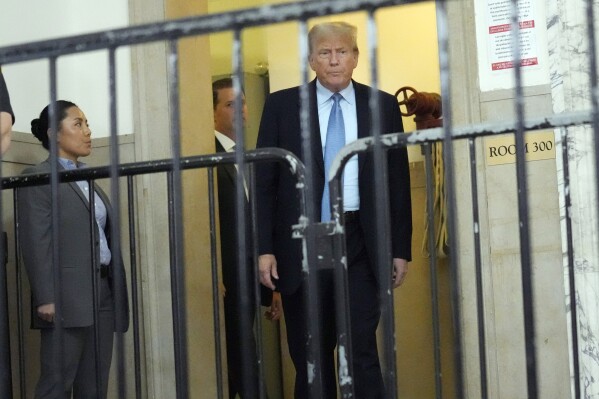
[[308, 22, 359, 55]]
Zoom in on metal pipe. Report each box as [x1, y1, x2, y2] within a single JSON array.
[[585, 0, 599, 396], [207, 167, 224, 399], [3, 148, 303, 189], [107, 46, 128, 399], [296, 18, 325, 399], [366, 11, 398, 398], [508, 0, 538, 396], [435, 1, 465, 396], [0, 113, 9, 396], [88, 180, 102, 397], [13, 192, 26, 399], [0, 0, 419, 66], [48, 58, 67, 399], [231, 28, 255, 399], [423, 143, 443, 399], [468, 139, 488, 398], [0, 128, 10, 397], [166, 171, 189, 399], [0, 235, 12, 398], [557, 125, 580, 399], [127, 176, 143, 399], [328, 179, 355, 399], [166, 38, 189, 399], [248, 163, 268, 399]]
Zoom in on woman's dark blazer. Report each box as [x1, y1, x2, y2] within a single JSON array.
[[18, 159, 129, 332]]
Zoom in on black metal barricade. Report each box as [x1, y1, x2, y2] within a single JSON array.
[[3, 148, 306, 399], [0, 0, 596, 398]]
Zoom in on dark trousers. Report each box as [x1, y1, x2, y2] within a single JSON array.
[[282, 216, 384, 399], [35, 278, 115, 399], [223, 288, 260, 399]]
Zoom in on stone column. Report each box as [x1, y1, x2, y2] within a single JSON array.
[[448, 0, 571, 397], [548, 0, 599, 397], [128, 0, 215, 397]]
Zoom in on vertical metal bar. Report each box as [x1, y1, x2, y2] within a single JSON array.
[[231, 28, 255, 398], [508, 1, 537, 397], [435, 1, 465, 397], [88, 180, 102, 397], [166, 39, 189, 399], [13, 193, 26, 399], [366, 10, 397, 398], [48, 57, 66, 399], [166, 171, 189, 399], [423, 143, 442, 399], [558, 127, 580, 399], [248, 163, 267, 399], [329, 175, 354, 399], [0, 101, 10, 397], [108, 47, 127, 399], [0, 234, 11, 398], [126, 176, 143, 399], [468, 139, 488, 398], [297, 19, 325, 398], [586, 1, 599, 397], [207, 167, 224, 399]]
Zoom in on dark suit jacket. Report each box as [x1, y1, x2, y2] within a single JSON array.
[[18, 159, 129, 332], [215, 138, 272, 306], [255, 79, 412, 295]]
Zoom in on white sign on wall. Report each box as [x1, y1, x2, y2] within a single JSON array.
[[475, 0, 550, 91]]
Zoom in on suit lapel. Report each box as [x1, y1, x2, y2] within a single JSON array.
[[302, 80, 325, 175], [68, 181, 90, 210], [354, 81, 370, 174], [215, 138, 238, 187], [42, 158, 90, 210]]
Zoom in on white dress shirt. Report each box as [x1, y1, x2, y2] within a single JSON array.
[[215, 130, 248, 198]]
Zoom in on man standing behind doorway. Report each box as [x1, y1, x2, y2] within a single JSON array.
[[255, 22, 412, 398], [212, 78, 281, 398]]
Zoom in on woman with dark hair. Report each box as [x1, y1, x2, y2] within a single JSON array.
[[18, 100, 129, 399]]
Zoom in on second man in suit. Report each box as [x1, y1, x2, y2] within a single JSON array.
[[213, 78, 281, 398]]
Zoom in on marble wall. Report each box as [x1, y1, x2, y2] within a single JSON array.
[[548, 0, 599, 397]]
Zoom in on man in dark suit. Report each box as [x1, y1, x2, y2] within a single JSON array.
[[255, 22, 412, 398], [213, 78, 281, 398]]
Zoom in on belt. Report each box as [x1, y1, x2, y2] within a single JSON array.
[[344, 211, 359, 223], [100, 265, 110, 278]]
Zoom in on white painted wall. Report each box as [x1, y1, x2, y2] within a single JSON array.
[[0, 0, 133, 137]]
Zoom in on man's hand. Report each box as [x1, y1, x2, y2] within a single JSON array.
[[37, 303, 55, 322], [392, 258, 408, 288], [259, 254, 278, 290], [264, 291, 282, 321]]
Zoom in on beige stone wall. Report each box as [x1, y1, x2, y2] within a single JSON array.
[[128, 0, 219, 397], [447, 1, 571, 398]]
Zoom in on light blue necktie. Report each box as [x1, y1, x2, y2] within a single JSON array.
[[321, 93, 345, 222]]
